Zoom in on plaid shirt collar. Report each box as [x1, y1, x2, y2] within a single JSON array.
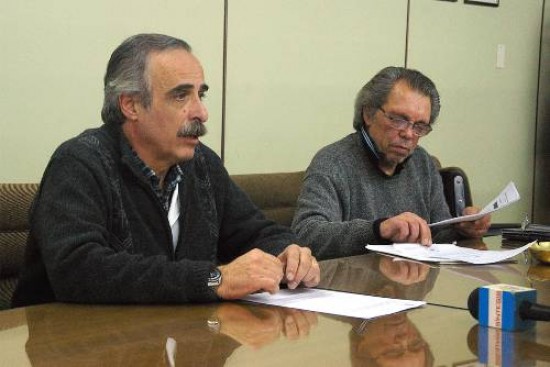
[[123, 140, 183, 212]]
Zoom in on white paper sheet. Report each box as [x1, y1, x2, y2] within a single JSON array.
[[429, 181, 520, 227], [242, 288, 425, 319], [365, 241, 534, 265]]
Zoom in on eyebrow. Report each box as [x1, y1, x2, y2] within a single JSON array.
[[167, 83, 209, 97], [392, 111, 429, 125]]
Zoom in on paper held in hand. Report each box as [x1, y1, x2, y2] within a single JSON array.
[[429, 181, 520, 228]]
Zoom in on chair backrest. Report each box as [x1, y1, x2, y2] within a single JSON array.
[[231, 171, 305, 227], [439, 167, 473, 217], [431, 156, 473, 217], [0, 183, 38, 310]]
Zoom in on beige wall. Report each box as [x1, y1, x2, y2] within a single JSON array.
[[534, 0, 550, 223], [409, 0, 542, 223], [0, 0, 224, 182], [224, 0, 407, 173], [0, 0, 543, 223]]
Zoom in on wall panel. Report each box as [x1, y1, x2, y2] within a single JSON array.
[[408, 0, 543, 223], [225, 0, 408, 174], [534, 0, 550, 224], [0, 0, 224, 182]]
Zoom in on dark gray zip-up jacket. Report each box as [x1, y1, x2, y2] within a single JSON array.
[[12, 122, 295, 307]]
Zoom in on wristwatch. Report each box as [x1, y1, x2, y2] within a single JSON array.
[[208, 267, 222, 289]]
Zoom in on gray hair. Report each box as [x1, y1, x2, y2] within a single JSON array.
[[101, 33, 192, 125], [352, 66, 441, 131]]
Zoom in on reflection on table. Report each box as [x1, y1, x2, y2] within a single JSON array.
[[347, 312, 433, 367], [467, 323, 550, 366], [319, 254, 438, 301], [21, 302, 321, 366], [0, 235, 548, 366]]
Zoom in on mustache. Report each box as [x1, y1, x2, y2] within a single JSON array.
[[177, 120, 207, 138]]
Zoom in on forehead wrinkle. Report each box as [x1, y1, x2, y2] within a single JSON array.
[[144, 52, 207, 104], [385, 83, 431, 125]]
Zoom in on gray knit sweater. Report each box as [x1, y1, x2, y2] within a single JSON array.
[[292, 132, 458, 259]]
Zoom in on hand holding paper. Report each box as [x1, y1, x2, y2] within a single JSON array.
[[454, 206, 492, 238], [430, 182, 520, 228]]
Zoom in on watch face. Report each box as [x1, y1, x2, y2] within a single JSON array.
[[208, 268, 222, 288]]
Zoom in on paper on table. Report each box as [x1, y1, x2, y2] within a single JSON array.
[[242, 288, 425, 319], [429, 181, 520, 227], [365, 241, 534, 265]]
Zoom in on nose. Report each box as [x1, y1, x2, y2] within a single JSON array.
[[190, 94, 209, 123], [399, 123, 416, 140]]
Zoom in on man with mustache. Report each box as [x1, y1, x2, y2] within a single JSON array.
[[12, 33, 319, 307], [292, 67, 490, 260]]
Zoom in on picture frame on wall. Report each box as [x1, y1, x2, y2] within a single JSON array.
[[464, 0, 499, 6]]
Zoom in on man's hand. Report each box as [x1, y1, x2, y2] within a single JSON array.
[[454, 206, 491, 238], [216, 249, 284, 300], [277, 244, 320, 290], [379, 212, 432, 246]]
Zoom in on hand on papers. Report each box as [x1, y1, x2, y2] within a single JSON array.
[[214, 303, 318, 348], [380, 212, 432, 246], [277, 244, 320, 289], [217, 249, 284, 299], [454, 206, 491, 238], [217, 245, 320, 300]]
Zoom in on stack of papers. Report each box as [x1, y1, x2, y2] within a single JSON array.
[[242, 288, 425, 319], [365, 241, 534, 265]]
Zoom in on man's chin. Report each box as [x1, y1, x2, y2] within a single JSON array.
[[381, 155, 406, 167], [175, 148, 197, 163]]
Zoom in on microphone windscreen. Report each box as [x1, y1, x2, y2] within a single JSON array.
[[468, 287, 480, 320], [467, 284, 537, 331]]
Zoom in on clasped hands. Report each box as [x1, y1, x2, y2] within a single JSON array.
[[379, 207, 491, 246], [216, 244, 320, 300]]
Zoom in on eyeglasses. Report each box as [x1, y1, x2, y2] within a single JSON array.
[[379, 108, 432, 137]]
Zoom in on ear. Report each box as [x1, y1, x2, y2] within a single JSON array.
[[119, 94, 139, 122], [362, 108, 373, 128]]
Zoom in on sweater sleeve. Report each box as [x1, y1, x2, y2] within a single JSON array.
[[291, 172, 379, 260]]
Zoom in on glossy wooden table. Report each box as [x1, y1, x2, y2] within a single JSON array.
[[1, 237, 549, 366]]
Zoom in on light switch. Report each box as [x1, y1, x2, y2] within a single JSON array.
[[496, 44, 506, 68]]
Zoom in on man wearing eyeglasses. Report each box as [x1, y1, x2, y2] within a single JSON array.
[[292, 66, 490, 260]]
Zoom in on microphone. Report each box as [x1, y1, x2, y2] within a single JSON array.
[[468, 284, 550, 331]]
